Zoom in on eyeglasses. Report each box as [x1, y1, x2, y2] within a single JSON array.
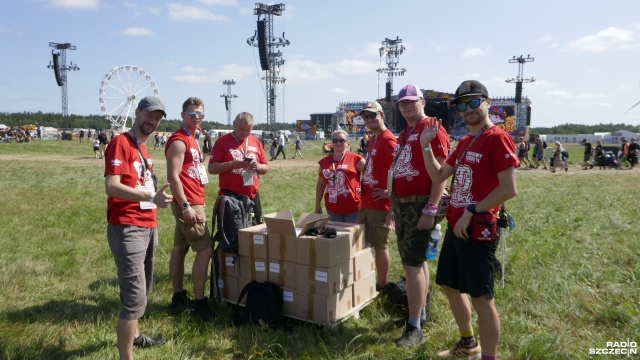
[[332, 138, 347, 144], [455, 98, 484, 112], [184, 111, 205, 119], [398, 99, 420, 107], [362, 112, 378, 120]]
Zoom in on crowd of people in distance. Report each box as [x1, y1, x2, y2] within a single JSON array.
[[1, 126, 33, 143]]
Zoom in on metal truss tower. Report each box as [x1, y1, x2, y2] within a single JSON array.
[[47, 42, 80, 124], [505, 55, 535, 132], [377, 37, 406, 128], [247, 3, 289, 131], [220, 79, 238, 126]]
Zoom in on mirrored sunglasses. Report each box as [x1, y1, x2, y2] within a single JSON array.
[[184, 111, 205, 119], [455, 98, 484, 112]]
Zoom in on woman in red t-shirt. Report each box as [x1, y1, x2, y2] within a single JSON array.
[[315, 130, 366, 223]]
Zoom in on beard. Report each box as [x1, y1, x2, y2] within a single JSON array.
[[136, 120, 155, 136]]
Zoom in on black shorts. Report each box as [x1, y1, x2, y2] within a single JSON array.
[[435, 226, 500, 298]]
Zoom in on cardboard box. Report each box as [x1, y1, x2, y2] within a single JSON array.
[[327, 221, 365, 251], [296, 231, 354, 268], [265, 210, 330, 262], [238, 224, 268, 259], [237, 278, 251, 306], [282, 287, 296, 317], [352, 270, 376, 308], [295, 286, 354, 324], [217, 250, 240, 278], [239, 255, 268, 282], [353, 247, 375, 282], [268, 259, 296, 288], [216, 275, 239, 303], [295, 261, 353, 296]]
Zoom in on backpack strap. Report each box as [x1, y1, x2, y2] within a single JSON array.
[[234, 280, 257, 325]]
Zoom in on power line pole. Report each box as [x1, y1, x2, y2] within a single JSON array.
[[47, 42, 80, 127], [247, 3, 289, 131], [377, 37, 406, 130], [505, 54, 535, 134], [220, 79, 238, 126]]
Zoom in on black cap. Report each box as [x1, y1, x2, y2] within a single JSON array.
[[450, 80, 489, 105]]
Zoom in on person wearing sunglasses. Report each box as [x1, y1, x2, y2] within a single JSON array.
[[165, 97, 215, 321], [356, 101, 397, 292], [315, 129, 366, 223], [388, 84, 450, 348], [419, 80, 518, 359], [104, 96, 173, 357], [209, 112, 269, 223]]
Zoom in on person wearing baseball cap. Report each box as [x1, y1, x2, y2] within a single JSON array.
[[104, 94, 172, 357], [389, 84, 451, 348], [357, 100, 397, 293], [419, 80, 518, 358]]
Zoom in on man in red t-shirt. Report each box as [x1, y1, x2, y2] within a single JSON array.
[[357, 101, 397, 290], [104, 96, 173, 358], [165, 97, 214, 321], [390, 84, 450, 348], [420, 80, 518, 359], [208, 112, 269, 222]]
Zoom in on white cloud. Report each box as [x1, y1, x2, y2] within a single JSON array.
[[173, 63, 252, 84], [535, 35, 553, 43], [148, 7, 161, 16], [120, 27, 153, 36], [197, 0, 237, 6], [568, 26, 634, 52], [47, 0, 99, 10], [462, 47, 485, 58], [167, 3, 229, 22]]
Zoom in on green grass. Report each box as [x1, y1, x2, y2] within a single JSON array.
[[0, 139, 638, 359]]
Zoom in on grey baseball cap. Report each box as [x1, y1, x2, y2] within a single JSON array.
[[137, 96, 166, 117]]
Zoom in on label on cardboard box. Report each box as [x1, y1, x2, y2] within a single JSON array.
[[238, 224, 269, 258], [253, 234, 265, 245], [269, 262, 280, 273], [283, 290, 294, 303], [254, 261, 266, 272], [315, 270, 328, 282]]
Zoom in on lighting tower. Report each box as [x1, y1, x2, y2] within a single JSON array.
[[377, 37, 406, 128], [47, 42, 80, 125], [505, 55, 535, 132], [220, 79, 238, 126], [247, 3, 289, 131]]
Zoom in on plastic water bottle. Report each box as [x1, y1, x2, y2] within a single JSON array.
[[426, 224, 442, 261]]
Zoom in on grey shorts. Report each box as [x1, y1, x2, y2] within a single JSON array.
[[357, 207, 390, 250], [170, 203, 213, 252], [107, 224, 157, 320]]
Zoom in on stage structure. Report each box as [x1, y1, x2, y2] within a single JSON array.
[[376, 37, 406, 129], [247, 3, 290, 130], [505, 55, 535, 133], [220, 79, 238, 126], [47, 42, 80, 125]]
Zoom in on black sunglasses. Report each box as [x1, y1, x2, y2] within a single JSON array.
[[362, 112, 378, 120], [332, 138, 346, 144], [455, 98, 484, 112]]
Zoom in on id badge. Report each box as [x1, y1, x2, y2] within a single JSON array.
[[242, 169, 254, 186], [197, 164, 209, 184], [328, 189, 337, 203], [137, 184, 157, 210], [387, 169, 393, 194]]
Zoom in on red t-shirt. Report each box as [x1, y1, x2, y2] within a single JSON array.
[[445, 125, 519, 227], [318, 151, 363, 214], [104, 133, 157, 228], [165, 128, 205, 205], [209, 132, 267, 199], [361, 129, 397, 211], [391, 117, 450, 197]]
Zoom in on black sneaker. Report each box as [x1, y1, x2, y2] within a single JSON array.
[[133, 334, 166, 348], [397, 323, 423, 348], [170, 290, 192, 309], [192, 297, 213, 321]]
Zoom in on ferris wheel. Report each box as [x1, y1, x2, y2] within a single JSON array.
[[99, 65, 159, 130]]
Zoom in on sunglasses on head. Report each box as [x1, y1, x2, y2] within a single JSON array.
[[332, 138, 346, 144], [362, 112, 378, 120], [455, 98, 485, 112], [184, 111, 205, 119]]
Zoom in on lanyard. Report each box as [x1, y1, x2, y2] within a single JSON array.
[[331, 153, 346, 184], [454, 125, 488, 170], [231, 131, 250, 158]]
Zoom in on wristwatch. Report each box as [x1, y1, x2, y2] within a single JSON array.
[[466, 204, 478, 215], [181, 201, 190, 209]]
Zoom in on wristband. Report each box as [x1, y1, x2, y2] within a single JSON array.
[[149, 192, 155, 203], [422, 146, 432, 152], [421, 202, 438, 216], [181, 207, 192, 214]]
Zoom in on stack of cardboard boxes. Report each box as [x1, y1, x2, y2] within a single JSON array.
[[214, 210, 377, 324]]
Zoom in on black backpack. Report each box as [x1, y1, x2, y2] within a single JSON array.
[[234, 281, 283, 328], [542, 140, 548, 149]]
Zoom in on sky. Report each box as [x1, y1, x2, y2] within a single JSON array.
[[1, 0, 640, 129]]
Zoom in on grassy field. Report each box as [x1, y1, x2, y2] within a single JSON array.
[[0, 138, 638, 359]]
